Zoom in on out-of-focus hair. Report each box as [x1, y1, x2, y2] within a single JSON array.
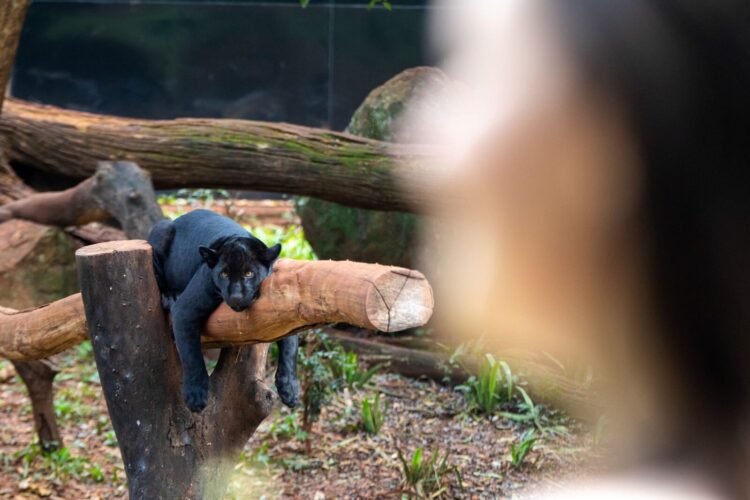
[[551, 0, 750, 494]]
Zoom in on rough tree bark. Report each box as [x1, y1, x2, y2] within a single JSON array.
[[0, 99, 433, 212], [9, 357, 62, 452], [0, 161, 164, 238], [76, 240, 273, 499], [72, 240, 432, 498], [0, 0, 30, 111]]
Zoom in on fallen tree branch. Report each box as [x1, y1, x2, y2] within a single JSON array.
[[0, 240, 434, 361], [325, 328, 601, 420], [0, 161, 163, 239], [0, 99, 433, 212]]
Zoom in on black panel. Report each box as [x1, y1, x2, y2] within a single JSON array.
[[13, 1, 431, 129]]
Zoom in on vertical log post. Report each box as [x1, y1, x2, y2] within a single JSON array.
[[76, 240, 274, 499]]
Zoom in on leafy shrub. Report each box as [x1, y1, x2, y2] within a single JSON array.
[[251, 224, 316, 261], [327, 349, 383, 390], [457, 354, 515, 415], [509, 430, 537, 468], [360, 393, 387, 435], [269, 413, 309, 441], [397, 447, 461, 498]]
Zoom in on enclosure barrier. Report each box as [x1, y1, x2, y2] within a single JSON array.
[[0, 240, 433, 498]]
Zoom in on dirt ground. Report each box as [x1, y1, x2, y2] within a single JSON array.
[[0, 343, 596, 499]]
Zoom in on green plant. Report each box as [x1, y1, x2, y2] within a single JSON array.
[[269, 412, 309, 441], [509, 430, 537, 468], [297, 333, 342, 452], [360, 393, 387, 435], [175, 188, 229, 207], [14, 443, 102, 482], [368, 0, 392, 9], [250, 224, 316, 261], [327, 349, 383, 390], [397, 447, 461, 498], [457, 354, 515, 415], [499, 387, 543, 430]]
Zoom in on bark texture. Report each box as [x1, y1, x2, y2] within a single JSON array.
[[10, 357, 62, 451], [0, 0, 30, 112], [0, 243, 434, 361], [0, 99, 432, 212], [0, 161, 163, 238], [76, 239, 273, 499]]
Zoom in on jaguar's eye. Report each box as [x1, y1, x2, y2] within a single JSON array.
[[220, 271, 229, 278], [244, 271, 254, 278]]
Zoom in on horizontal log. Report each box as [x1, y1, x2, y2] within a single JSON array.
[[0, 99, 433, 212], [325, 328, 600, 420], [0, 241, 434, 361]]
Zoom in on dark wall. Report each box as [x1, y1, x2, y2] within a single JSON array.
[[12, 0, 433, 130]]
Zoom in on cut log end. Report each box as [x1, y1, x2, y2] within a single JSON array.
[[75, 239, 151, 257], [365, 268, 434, 332]]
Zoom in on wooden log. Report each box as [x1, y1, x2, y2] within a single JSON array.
[[10, 358, 61, 452], [0, 99, 433, 212], [76, 238, 274, 498], [0, 161, 163, 239], [0, 0, 30, 112], [325, 328, 601, 420], [0, 241, 434, 361]]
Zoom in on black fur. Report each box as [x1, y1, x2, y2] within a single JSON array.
[[147, 209, 300, 412]]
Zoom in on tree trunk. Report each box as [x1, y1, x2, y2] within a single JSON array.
[[0, 0, 30, 112], [76, 239, 273, 499], [0, 99, 432, 212]]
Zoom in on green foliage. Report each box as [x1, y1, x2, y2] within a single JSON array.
[[250, 224, 317, 261], [327, 349, 383, 390], [103, 430, 118, 448], [360, 393, 387, 435], [177, 188, 229, 207], [397, 446, 461, 498], [14, 443, 103, 483], [509, 430, 537, 469], [457, 354, 515, 415], [269, 413, 309, 441], [298, 333, 343, 433], [499, 387, 543, 430], [368, 0, 393, 10]]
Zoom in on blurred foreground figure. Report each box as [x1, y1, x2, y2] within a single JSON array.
[[409, 0, 750, 497]]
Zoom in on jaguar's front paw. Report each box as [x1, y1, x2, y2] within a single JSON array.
[[275, 376, 301, 408], [183, 378, 209, 412]]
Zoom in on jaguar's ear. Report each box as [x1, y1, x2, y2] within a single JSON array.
[[263, 243, 282, 268], [199, 246, 219, 268]]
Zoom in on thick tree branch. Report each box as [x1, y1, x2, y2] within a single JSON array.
[[0, 99, 433, 212], [0, 161, 163, 239], [0, 241, 434, 361]]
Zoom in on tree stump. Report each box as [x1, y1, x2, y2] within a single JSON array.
[[76, 240, 275, 499]]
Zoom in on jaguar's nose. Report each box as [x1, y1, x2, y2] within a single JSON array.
[[227, 297, 245, 312]]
